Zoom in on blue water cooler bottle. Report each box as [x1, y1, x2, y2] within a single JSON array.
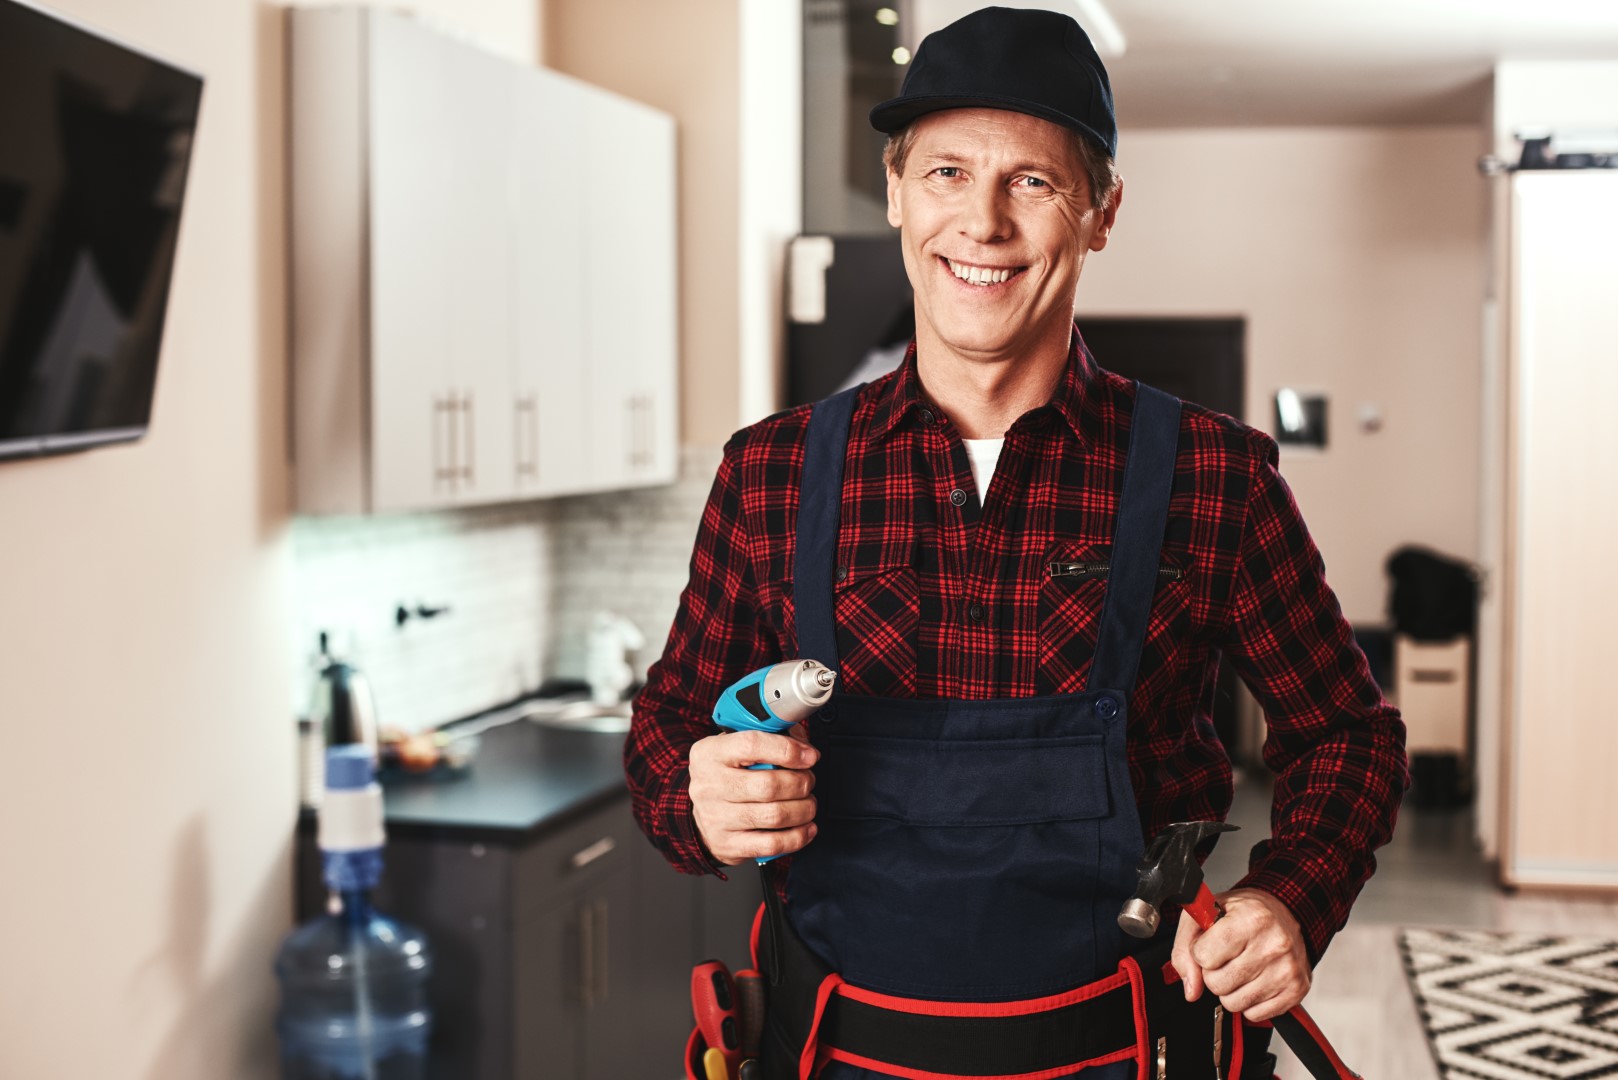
[[276, 746, 432, 1079]]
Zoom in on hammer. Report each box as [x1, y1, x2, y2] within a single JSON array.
[[1118, 821, 1365, 1080]]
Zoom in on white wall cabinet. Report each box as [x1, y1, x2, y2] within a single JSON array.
[[290, 7, 678, 514], [582, 92, 680, 493]]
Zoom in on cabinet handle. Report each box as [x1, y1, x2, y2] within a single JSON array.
[[637, 393, 650, 469], [461, 392, 475, 487], [445, 393, 460, 490], [628, 395, 650, 469], [513, 397, 525, 479], [579, 901, 596, 1009], [634, 396, 644, 468], [593, 898, 610, 1004], [514, 394, 539, 480], [569, 835, 616, 870], [528, 393, 539, 480], [625, 396, 637, 468], [432, 397, 446, 486]]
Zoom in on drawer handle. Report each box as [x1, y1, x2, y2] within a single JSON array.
[[569, 836, 617, 870]]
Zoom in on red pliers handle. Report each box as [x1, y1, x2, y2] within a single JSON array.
[[691, 960, 743, 1074], [1183, 883, 1363, 1080]]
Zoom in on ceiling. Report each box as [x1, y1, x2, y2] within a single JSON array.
[[908, 0, 1618, 127]]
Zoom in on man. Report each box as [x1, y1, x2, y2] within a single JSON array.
[[627, 8, 1406, 1079]]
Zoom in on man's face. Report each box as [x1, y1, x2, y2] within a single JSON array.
[[886, 108, 1119, 367]]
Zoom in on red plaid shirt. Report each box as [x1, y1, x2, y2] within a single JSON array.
[[626, 331, 1407, 962]]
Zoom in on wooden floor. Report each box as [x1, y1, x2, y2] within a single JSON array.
[[1206, 774, 1618, 1079]]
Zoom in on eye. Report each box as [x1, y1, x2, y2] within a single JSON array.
[[1017, 175, 1050, 190], [931, 166, 961, 178]]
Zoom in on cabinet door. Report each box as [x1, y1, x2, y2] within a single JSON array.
[[583, 91, 679, 491], [442, 37, 518, 505], [630, 112, 679, 486], [369, 13, 456, 512], [581, 860, 644, 1080], [513, 70, 589, 498], [633, 833, 701, 1074], [514, 892, 586, 1079]]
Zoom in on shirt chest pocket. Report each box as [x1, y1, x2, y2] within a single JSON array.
[[1037, 545, 1191, 695], [831, 539, 920, 697]]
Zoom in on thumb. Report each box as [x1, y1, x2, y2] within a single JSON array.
[[1172, 910, 1205, 1002]]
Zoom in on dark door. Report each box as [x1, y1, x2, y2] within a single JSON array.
[[1074, 318, 1250, 761], [1074, 317, 1245, 421]]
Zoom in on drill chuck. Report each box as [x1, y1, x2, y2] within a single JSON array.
[[763, 659, 837, 723]]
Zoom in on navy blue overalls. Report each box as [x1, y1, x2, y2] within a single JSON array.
[[779, 380, 1183, 1080]]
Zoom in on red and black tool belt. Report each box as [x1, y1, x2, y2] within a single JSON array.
[[745, 892, 1275, 1080]]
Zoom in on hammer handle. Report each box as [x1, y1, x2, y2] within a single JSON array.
[[1184, 884, 1363, 1080]]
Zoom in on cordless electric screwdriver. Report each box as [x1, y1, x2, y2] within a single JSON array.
[[712, 659, 837, 863]]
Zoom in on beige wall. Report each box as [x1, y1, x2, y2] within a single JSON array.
[[0, 1, 534, 1077], [0, 1, 290, 1076], [546, 0, 741, 448], [1078, 126, 1488, 622]]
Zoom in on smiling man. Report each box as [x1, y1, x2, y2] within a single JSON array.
[[627, 7, 1407, 1080]]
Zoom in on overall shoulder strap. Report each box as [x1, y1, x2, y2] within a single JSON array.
[[793, 385, 862, 669], [1087, 382, 1183, 696]]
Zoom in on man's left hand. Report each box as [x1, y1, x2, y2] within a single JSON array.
[[1170, 887, 1310, 1022]]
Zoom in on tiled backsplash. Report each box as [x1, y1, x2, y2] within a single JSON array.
[[548, 445, 723, 685], [288, 446, 722, 732], [289, 503, 556, 732]]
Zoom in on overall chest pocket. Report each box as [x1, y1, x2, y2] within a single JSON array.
[[831, 543, 919, 697], [1037, 546, 1190, 694]]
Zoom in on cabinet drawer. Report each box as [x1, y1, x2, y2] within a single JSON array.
[[515, 796, 640, 912]]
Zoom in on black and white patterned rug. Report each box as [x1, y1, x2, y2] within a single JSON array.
[[1400, 928, 1618, 1079]]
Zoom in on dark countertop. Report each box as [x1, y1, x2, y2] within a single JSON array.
[[375, 713, 629, 841]]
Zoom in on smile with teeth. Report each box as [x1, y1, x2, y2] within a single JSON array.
[[944, 258, 1023, 286]]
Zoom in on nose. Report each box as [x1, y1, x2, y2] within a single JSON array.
[[959, 180, 1012, 244]]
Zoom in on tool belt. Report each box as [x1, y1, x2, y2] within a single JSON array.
[[684, 886, 1278, 1080]]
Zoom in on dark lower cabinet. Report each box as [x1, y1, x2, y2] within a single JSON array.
[[295, 791, 760, 1079]]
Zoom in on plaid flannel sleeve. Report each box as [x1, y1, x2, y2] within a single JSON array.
[[623, 432, 781, 876], [1223, 431, 1411, 962]]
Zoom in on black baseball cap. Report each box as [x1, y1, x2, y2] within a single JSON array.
[[869, 6, 1117, 158]]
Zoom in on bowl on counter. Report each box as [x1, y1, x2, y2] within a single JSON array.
[[378, 727, 481, 782]]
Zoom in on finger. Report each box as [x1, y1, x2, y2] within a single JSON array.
[[1206, 963, 1277, 1015], [1191, 918, 1247, 972], [732, 766, 816, 803], [736, 796, 817, 832], [737, 821, 819, 862], [1240, 991, 1303, 1025], [714, 730, 820, 770], [1207, 957, 1308, 1017], [1172, 911, 1205, 1002]]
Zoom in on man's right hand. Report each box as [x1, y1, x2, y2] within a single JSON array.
[[688, 729, 820, 866]]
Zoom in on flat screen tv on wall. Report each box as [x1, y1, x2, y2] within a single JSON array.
[[0, 0, 203, 461]]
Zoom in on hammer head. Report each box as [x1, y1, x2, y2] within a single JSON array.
[[1117, 820, 1238, 939]]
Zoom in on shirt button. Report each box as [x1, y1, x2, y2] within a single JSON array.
[[949, 488, 967, 507], [835, 565, 849, 582], [968, 603, 985, 622], [920, 409, 935, 425], [1095, 695, 1119, 720]]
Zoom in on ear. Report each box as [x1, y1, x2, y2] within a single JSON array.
[[886, 166, 903, 229], [1087, 177, 1123, 252]]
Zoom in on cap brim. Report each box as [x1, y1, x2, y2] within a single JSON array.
[[869, 93, 1114, 157]]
